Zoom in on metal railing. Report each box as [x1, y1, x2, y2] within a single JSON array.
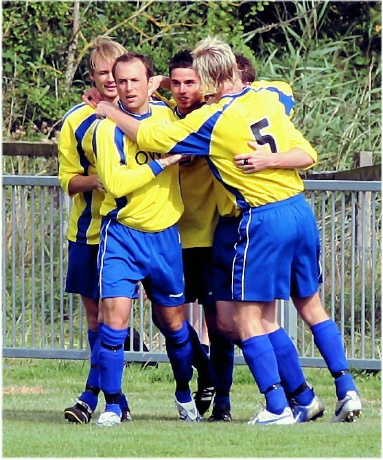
[[2, 175, 381, 370]]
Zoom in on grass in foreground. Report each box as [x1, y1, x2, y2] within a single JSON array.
[[2, 358, 381, 458]]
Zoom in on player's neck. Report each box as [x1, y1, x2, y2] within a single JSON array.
[[218, 80, 245, 98], [176, 100, 204, 117], [118, 100, 150, 117], [106, 95, 119, 104]]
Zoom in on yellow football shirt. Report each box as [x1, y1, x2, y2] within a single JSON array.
[[58, 103, 104, 245], [92, 102, 184, 232], [137, 86, 317, 209], [178, 157, 218, 248]]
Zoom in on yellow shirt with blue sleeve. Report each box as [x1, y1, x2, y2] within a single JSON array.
[[171, 104, 218, 248], [92, 100, 183, 232], [58, 103, 104, 245], [213, 79, 298, 216], [251, 80, 295, 117], [137, 86, 317, 210]]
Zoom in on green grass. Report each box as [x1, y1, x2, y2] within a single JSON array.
[[2, 359, 381, 458]]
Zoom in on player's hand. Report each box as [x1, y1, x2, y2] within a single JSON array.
[[149, 75, 170, 95], [88, 174, 106, 192], [82, 87, 103, 108], [158, 154, 184, 168], [94, 175, 106, 192], [234, 141, 273, 173], [95, 101, 116, 118]]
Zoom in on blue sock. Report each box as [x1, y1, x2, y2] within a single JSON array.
[[119, 392, 129, 411], [268, 328, 314, 406], [210, 332, 234, 408], [242, 334, 288, 415], [186, 322, 213, 388], [163, 321, 193, 402], [78, 329, 101, 411], [105, 403, 121, 417], [98, 323, 128, 397], [78, 390, 98, 412], [311, 319, 357, 399], [85, 329, 101, 390]]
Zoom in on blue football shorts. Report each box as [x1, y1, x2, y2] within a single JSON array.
[[98, 218, 185, 306], [231, 193, 322, 302], [211, 215, 242, 302], [66, 241, 99, 299], [182, 246, 214, 305]]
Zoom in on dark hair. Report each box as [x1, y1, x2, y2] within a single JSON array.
[[235, 53, 256, 84], [169, 49, 193, 75], [112, 52, 153, 80]]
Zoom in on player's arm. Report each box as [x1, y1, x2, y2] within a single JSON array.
[[68, 174, 105, 194], [58, 115, 105, 194], [96, 100, 213, 158], [92, 119, 182, 198], [58, 119, 90, 195], [96, 101, 140, 142], [234, 141, 315, 174]]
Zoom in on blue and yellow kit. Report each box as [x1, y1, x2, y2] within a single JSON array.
[[137, 86, 317, 210], [92, 101, 184, 232], [58, 103, 103, 245], [151, 93, 219, 247]]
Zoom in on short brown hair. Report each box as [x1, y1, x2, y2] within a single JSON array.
[[112, 52, 154, 81], [235, 53, 256, 84]]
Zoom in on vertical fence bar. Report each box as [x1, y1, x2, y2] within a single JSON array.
[[49, 188, 55, 348], [2, 186, 7, 346], [330, 191, 336, 321], [129, 300, 135, 352], [360, 192, 367, 358], [340, 193, 346, 342], [370, 194, 377, 359], [20, 186, 26, 347], [40, 187, 46, 348], [58, 190, 65, 349], [138, 294, 145, 352], [68, 294, 74, 349], [31, 187, 37, 348], [11, 188, 16, 347], [350, 192, 356, 358]]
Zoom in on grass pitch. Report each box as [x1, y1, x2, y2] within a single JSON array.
[[2, 358, 381, 458]]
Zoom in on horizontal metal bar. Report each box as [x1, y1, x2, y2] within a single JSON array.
[[3, 175, 381, 192], [2, 175, 60, 186], [304, 180, 381, 192]]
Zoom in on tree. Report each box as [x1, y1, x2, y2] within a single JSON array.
[[2, 1, 381, 170]]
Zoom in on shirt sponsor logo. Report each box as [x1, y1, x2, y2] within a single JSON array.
[[135, 151, 162, 165]]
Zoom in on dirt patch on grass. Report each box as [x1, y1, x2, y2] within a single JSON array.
[[3, 386, 46, 395]]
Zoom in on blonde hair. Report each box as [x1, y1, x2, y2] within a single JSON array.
[[88, 36, 126, 74], [192, 36, 238, 95]]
